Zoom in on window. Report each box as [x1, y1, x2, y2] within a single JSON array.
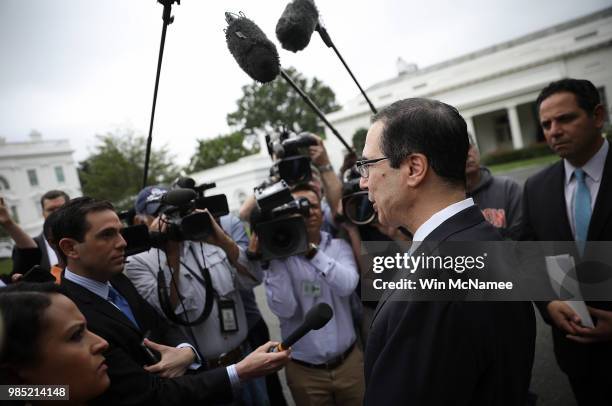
[[55, 166, 65, 183], [10, 206, 19, 223], [0, 176, 9, 191], [27, 169, 39, 186]]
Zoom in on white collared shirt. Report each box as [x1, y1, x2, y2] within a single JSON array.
[[410, 198, 475, 254], [563, 140, 608, 238]]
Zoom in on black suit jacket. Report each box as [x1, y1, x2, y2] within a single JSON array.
[[61, 273, 233, 406], [364, 206, 536, 406], [11, 233, 50, 275], [520, 146, 612, 377]]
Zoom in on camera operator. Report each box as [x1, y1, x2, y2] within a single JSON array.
[[125, 186, 271, 405], [251, 183, 364, 406], [239, 133, 343, 235]]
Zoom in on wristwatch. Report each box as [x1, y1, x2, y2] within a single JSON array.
[[305, 243, 319, 260], [317, 163, 334, 173]]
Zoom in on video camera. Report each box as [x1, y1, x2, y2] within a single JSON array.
[[120, 179, 230, 256], [251, 180, 311, 261], [338, 166, 376, 226], [266, 131, 318, 186]]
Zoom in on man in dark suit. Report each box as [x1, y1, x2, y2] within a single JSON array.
[[520, 78, 612, 405], [359, 98, 535, 405], [53, 197, 290, 405], [11, 190, 69, 275]]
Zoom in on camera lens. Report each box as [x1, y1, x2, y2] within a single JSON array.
[[343, 191, 376, 225]]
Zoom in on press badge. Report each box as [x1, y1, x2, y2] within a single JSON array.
[[302, 281, 322, 297], [218, 299, 238, 334]]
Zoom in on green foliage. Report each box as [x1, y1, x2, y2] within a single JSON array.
[[481, 142, 555, 166], [0, 258, 11, 275], [78, 129, 179, 210], [227, 67, 340, 140], [188, 131, 260, 173], [352, 128, 368, 156]]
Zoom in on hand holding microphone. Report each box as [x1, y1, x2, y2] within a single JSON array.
[[268, 302, 333, 352]]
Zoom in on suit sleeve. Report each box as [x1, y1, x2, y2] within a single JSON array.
[[91, 344, 233, 406]]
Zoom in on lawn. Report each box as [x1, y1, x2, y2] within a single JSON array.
[[0, 258, 12, 276], [489, 154, 559, 174]]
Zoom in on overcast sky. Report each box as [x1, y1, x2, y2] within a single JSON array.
[[1, 0, 610, 166]]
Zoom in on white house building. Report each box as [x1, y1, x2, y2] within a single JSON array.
[[0, 132, 82, 240], [189, 7, 612, 211], [323, 7, 612, 162]]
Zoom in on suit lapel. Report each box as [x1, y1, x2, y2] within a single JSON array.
[[35, 234, 51, 271], [588, 147, 612, 240], [550, 162, 574, 241], [370, 206, 485, 326], [62, 277, 142, 334]]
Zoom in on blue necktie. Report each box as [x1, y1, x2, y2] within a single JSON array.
[[108, 285, 140, 329], [573, 168, 592, 255]]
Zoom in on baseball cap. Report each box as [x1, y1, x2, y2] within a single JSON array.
[[134, 186, 168, 216]]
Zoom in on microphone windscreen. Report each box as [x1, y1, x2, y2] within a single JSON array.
[[161, 188, 196, 207], [276, 0, 319, 52], [226, 13, 281, 83], [175, 177, 196, 189], [304, 302, 333, 330]]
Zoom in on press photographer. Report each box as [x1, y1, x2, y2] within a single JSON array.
[[124, 185, 273, 405], [239, 132, 342, 236], [249, 183, 364, 406]]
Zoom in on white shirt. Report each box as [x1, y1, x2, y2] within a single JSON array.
[[563, 140, 608, 238], [410, 198, 475, 254], [125, 240, 261, 358]]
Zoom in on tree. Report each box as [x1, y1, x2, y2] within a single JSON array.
[[187, 131, 260, 173], [352, 128, 368, 157], [79, 129, 179, 210], [227, 67, 341, 141]]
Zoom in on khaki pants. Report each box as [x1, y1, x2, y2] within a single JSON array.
[[285, 346, 365, 406]]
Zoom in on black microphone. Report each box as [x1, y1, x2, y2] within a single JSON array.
[[161, 188, 196, 207], [269, 303, 333, 352], [275, 0, 319, 52], [225, 12, 280, 83]]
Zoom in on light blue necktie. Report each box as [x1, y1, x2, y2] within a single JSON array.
[[573, 168, 592, 255], [108, 285, 140, 329]]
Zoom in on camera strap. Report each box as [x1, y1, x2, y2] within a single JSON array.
[[156, 245, 214, 327], [181, 245, 239, 335]]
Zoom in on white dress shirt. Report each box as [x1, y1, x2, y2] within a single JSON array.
[[410, 198, 475, 254]]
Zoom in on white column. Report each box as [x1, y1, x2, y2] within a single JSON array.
[[507, 105, 524, 149], [464, 116, 477, 147]]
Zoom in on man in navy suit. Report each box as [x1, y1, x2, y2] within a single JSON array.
[[54, 197, 290, 405], [360, 98, 535, 405], [521, 78, 612, 405]]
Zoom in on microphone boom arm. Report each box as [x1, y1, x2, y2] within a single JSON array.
[[316, 24, 378, 115], [142, 0, 180, 189], [279, 69, 354, 153]]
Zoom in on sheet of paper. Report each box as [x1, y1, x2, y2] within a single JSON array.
[[545, 254, 595, 328]]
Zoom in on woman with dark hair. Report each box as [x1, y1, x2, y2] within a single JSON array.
[[0, 283, 110, 404]]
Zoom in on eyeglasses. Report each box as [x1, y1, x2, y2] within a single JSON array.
[[355, 157, 389, 178]]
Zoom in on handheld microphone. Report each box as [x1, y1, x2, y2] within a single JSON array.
[[161, 188, 197, 207], [275, 0, 319, 52], [269, 302, 333, 352], [225, 12, 280, 83]]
